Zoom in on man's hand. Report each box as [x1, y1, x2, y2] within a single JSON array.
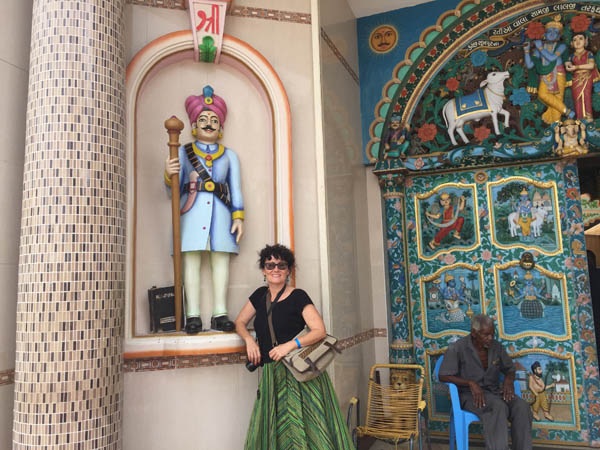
[[165, 157, 180, 177], [502, 378, 515, 403], [469, 381, 485, 408], [231, 218, 244, 243]]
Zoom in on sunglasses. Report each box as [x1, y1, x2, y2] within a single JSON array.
[[264, 262, 289, 271]]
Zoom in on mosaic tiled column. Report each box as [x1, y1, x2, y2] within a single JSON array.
[[380, 174, 415, 363], [14, 1, 126, 448]]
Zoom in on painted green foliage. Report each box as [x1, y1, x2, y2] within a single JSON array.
[[198, 35, 217, 63]]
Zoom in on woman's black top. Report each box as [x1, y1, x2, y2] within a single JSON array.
[[249, 286, 313, 364]]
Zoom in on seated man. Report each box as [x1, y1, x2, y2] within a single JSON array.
[[439, 314, 532, 450]]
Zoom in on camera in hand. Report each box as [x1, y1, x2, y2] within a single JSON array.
[[246, 360, 262, 372]]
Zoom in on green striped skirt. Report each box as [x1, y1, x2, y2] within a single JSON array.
[[244, 361, 354, 450]]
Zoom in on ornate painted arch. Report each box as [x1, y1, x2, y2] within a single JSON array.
[[366, 0, 600, 163]]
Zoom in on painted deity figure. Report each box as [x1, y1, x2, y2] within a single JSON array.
[[165, 85, 244, 334], [440, 273, 467, 323], [519, 271, 544, 319], [425, 192, 466, 250], [565, 33, 600, 121], [524, 15, 574, 124], [554, 118, 588, 156], [383, 114, 410, 159], [513, 188, 533, 238], [527, 361, 556, 421]]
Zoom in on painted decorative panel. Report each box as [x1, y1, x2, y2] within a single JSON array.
[[487, 177, 562, 255], [420, 263, 484, 338], [396, 161, 599, 444], [414, 183, 480, 260], [494, 262, 571, 340], [512, 350, 580, 430]]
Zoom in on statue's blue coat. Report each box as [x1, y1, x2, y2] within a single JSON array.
[[168, 142, 244, 254]]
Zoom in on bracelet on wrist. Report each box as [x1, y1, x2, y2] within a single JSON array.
[[294, 338, 301, 349]]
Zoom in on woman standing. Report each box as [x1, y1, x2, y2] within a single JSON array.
[[235, 244, 353, 449], [565, 33, 600, 120]]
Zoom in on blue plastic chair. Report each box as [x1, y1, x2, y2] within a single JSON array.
[[433, 354, 521, 450]]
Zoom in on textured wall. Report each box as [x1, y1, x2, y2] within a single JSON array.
[[14, 0, 126, 447], [319, 0, 388, 414]]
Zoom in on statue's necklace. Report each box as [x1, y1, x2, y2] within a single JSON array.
[[193, 142, 225, 167]]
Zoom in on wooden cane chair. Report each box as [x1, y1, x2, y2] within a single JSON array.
[[354, 364, 429, 450]]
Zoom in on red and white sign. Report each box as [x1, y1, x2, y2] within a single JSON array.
[[188, 0, 231, 63]]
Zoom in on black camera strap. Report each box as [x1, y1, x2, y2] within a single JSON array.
[[265, 285, 287, 347]]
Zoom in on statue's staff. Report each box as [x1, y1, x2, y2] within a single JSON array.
[[164, 116, 185, 331]]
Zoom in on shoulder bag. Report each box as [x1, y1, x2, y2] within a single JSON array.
[[265, 288, 341, 382]]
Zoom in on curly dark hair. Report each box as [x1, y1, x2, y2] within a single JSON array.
[[258, 244, 295, 270]]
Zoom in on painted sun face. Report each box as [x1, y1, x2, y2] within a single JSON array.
[[369, 25, 398, 54]]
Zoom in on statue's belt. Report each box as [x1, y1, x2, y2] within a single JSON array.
[[181, 143, 232, 213], [184, 180, 229, 197]]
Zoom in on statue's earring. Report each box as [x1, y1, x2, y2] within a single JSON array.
[[218, 131, 223, 139], [192, 128, 197, 137]]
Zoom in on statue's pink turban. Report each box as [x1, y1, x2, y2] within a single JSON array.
[[185, 85, 228, 127]]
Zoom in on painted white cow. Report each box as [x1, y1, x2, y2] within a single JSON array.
[[442, 71, 511, 146], [508, 210, 519, 237], [530, 207, 548, 238]]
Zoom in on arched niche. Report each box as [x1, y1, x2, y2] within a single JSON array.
[[125, 31, 293, 356]]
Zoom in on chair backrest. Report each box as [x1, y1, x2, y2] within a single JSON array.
[[433, 355, 444, 382], [362, 364, 425, 440], [433, 355, 464, 420]]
